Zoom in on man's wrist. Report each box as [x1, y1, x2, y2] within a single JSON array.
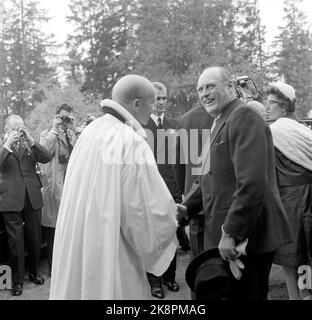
[[3, 144, 13, 153]]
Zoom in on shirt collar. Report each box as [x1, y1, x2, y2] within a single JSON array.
[[100, 99, 147, 139], [151, 113, 164, 126]]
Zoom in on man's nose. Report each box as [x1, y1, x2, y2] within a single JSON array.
[[202, 87, 210, 96]]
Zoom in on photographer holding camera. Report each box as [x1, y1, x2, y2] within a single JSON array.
[[0, 115, 51, 296], [39, 104, 77, 275]]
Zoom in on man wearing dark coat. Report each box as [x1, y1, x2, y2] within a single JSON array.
[[173, 104, 214, 299], [143, 82, 180, 299], [173, 105, 214, 257], [177, 67, 293, 300], [0, 115, 51, 296]]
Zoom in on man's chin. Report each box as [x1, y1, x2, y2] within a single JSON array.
[[140, 118, 149, 126], [203, 103, 218, 115]]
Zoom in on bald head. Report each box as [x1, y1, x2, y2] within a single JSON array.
[[112, 75, 156, 125], [112, 75, 155, 106]]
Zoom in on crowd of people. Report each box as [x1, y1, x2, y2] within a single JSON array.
[[0, 66, 311, 300]]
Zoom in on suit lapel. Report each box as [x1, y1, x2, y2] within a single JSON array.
[[199, 99, 241, 177], [12, 145, 19, 159], [58, 132, 68, 149], [18, 143, 26, 159], [162, 116, 170, 130], [209, 99, 241, 148], [157, 116, 168, 151]]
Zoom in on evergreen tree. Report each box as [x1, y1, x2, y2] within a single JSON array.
[[0, 0, 54, 118], [66, 0, 139, 96], [272, 0, 312, 117]]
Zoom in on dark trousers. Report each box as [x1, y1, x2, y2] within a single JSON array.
[[189, 214, 205, 260], [227, 251, 275, 300], [2, 192, 42, 285], [147, 251, 177, 287], [42, 226, 55, 272], [176, 226, 190, 250]]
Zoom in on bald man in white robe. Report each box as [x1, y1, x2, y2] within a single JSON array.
[[49, 75, 178, 300]]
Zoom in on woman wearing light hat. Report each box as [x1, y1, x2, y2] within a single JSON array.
[[266, 82, 312, 300]]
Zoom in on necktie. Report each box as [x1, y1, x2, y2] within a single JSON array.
[[65, 131, 73, 155], [157, 117, 162, 129], [210, 117, 219, 133]]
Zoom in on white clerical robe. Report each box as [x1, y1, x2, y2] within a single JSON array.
[[49, 99, 178, 300]]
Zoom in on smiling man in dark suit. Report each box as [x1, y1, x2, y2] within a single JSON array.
[[143, 82, 181, 299], [177, 67, 293, 300], [0, 115, 51, 296]]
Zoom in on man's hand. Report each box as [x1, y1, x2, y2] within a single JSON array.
[[176, 203, 188, 225], [52, 115, 63, 133], [67, 116, 76, 132], [218, 226, 238, 261], [4, 131, 20, 149], [23, 128, 35, 147]]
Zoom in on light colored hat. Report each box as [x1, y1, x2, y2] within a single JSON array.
[[272, 82, 296, 101]]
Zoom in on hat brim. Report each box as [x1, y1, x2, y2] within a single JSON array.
[[185, 247, 221, 291]]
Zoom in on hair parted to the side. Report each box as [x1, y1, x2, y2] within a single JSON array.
[[56, 103, 73, 115]]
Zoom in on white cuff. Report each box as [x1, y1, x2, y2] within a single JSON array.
[[50, 130, 59, 136], [3, 145, 13, 153], [147, 238, 178, 277]]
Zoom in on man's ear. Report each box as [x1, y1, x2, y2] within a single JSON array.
[[132, 98, 140, 110]]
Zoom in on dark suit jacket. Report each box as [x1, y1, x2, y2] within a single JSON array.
[[173, 105, 214, 195], [144, 116, 178, 196], [0, 142, 51, 212], [184, 99, 293, 255]]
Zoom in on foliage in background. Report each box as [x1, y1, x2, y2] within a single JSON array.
[[0, 0, 54, 123], [271, 0, 312, 118], [26, 78, 101, 139], [1, 0, 312, 135]]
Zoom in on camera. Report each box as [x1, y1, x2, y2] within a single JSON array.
[[61, 116, 73, 124], [13, 126, 24, 139], [232, 75, 260, 103]]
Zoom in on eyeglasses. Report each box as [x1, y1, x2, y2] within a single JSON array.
[[266, 99, 281, 106]]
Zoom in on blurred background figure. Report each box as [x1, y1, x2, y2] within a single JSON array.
[[0, 115, 51, 296], [267, 82, 312, 300], [40, 104, 77, 276], [75, 113, 96, 139]]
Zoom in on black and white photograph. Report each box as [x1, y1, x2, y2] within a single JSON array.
[[0, 0, 312, 305]]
